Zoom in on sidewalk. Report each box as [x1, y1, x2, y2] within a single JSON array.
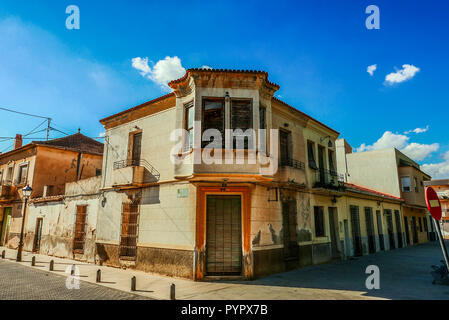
[[0, 246, 379, 300]]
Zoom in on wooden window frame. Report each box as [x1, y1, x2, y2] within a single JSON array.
[[307, 140, 318, 170], [202, 97, 225, 149], [183, 101, 194, 152], [230, 98, 254, 150], [17, 163, 28, 185], [127, 129, 143, 165], [401, 176, 411, 192]]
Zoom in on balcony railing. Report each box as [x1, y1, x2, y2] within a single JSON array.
[[113, 159, 160, 182], [280, 158, 305, 170], [313, 169, 345, 190]]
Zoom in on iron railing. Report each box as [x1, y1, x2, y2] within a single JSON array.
[[313, 169, 345, 190], [113, 159, 161, 182], [280, 158, 305, 170]]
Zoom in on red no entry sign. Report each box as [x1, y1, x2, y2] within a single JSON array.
[[425, 187, 442, 221]]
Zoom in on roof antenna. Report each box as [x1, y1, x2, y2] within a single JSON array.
[[78, 128, 81, 133]]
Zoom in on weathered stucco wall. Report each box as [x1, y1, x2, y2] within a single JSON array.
[[23, 176, 101, 262]]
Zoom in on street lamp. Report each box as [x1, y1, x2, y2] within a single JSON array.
[[16, 184, 32, 262]]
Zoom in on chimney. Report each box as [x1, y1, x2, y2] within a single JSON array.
[[14, 134, 23, 149]]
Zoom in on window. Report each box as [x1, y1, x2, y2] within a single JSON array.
[[307, 141, 318, 170], [314, 206, 325, 237], [231, 99, 253, 149], [401, 176, 411, 192], [95, 169, 102, 176], [279, 130, 292, 165], [184, 101, 194, 151], [414, 177, 418, 193], [202, 99, 224, 148], [17, 164, 28, 185], [328, 150, 336, 173], [259, 106, 266, 152], [6, 166, 13, 184], [0, 170, 2, 183], [259, 106, 266, 130]]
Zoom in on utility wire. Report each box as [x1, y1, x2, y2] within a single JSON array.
[[0, 106, 51, 120]]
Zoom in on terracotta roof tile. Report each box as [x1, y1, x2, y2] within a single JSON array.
[[33, 132, 104, 155], [345, 182, 404, 201]]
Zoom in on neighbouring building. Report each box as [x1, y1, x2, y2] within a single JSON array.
[[424, 179, 449, 238], [24, 175, 102, 262], [94, 68, 409, 280], [336, 139, 435, 246], [0, 132, 103, 250]]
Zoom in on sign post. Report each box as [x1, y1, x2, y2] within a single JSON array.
[[425, 187, 449, 271]]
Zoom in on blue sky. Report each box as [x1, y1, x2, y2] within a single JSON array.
[[0, 0, 448, 177]]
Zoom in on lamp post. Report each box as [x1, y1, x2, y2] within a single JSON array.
[[16, 184, 32, 262]]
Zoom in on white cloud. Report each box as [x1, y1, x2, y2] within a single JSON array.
[[402, 142, 439, 161], [385, 64, 420, 85], [132, 56, 186, 90], [356, 131, 409, 152], [356, 130, 439, 161], [98, 132, 105, 138], [404, 125, 429, 134], [367, 64, 377, 76], [422, 151, 449, 179], [201, 65, 212, 69]]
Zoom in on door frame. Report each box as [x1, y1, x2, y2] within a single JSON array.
[[196, 186, 251, 280], [33, 217, 43, 252]]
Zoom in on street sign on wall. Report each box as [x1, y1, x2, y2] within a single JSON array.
[[425, 187, 442, 221]]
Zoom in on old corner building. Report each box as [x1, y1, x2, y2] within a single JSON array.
[[91, 68, 429, 281]]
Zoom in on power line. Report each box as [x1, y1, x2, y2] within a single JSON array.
[[0, 106, 51, 120]]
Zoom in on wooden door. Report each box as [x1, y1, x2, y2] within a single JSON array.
[[33, 218, 43, 252], [132, 133, 142, 164], [206, 196, 242, 275], [350, 206, 362, 256], [119, 203, 139, 259], [365, 207, 376, 254], [73, 205, 87, 252]]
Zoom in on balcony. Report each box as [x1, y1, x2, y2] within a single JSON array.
[[280, 158, 305, 170], [313, 169, 345, 191], [0, 184, 15, 200], [277, 158, 306, 184], [113, 159, 160, 186]]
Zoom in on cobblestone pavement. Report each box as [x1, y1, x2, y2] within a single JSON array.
[[0, 259, 150, 300]]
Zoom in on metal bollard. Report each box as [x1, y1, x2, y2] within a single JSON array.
[[131, 276, 136, 291], [1, 250, 5, 259], [49, 260, 54, 271], [31, 256, 36, 266], [170, 283, 176, 300], [96, 269, 101, 283]]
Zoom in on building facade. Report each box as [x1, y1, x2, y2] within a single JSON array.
[[94, 69, 407, 280], [0, 133, 103, 250], [336, 139, 435, 245]]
